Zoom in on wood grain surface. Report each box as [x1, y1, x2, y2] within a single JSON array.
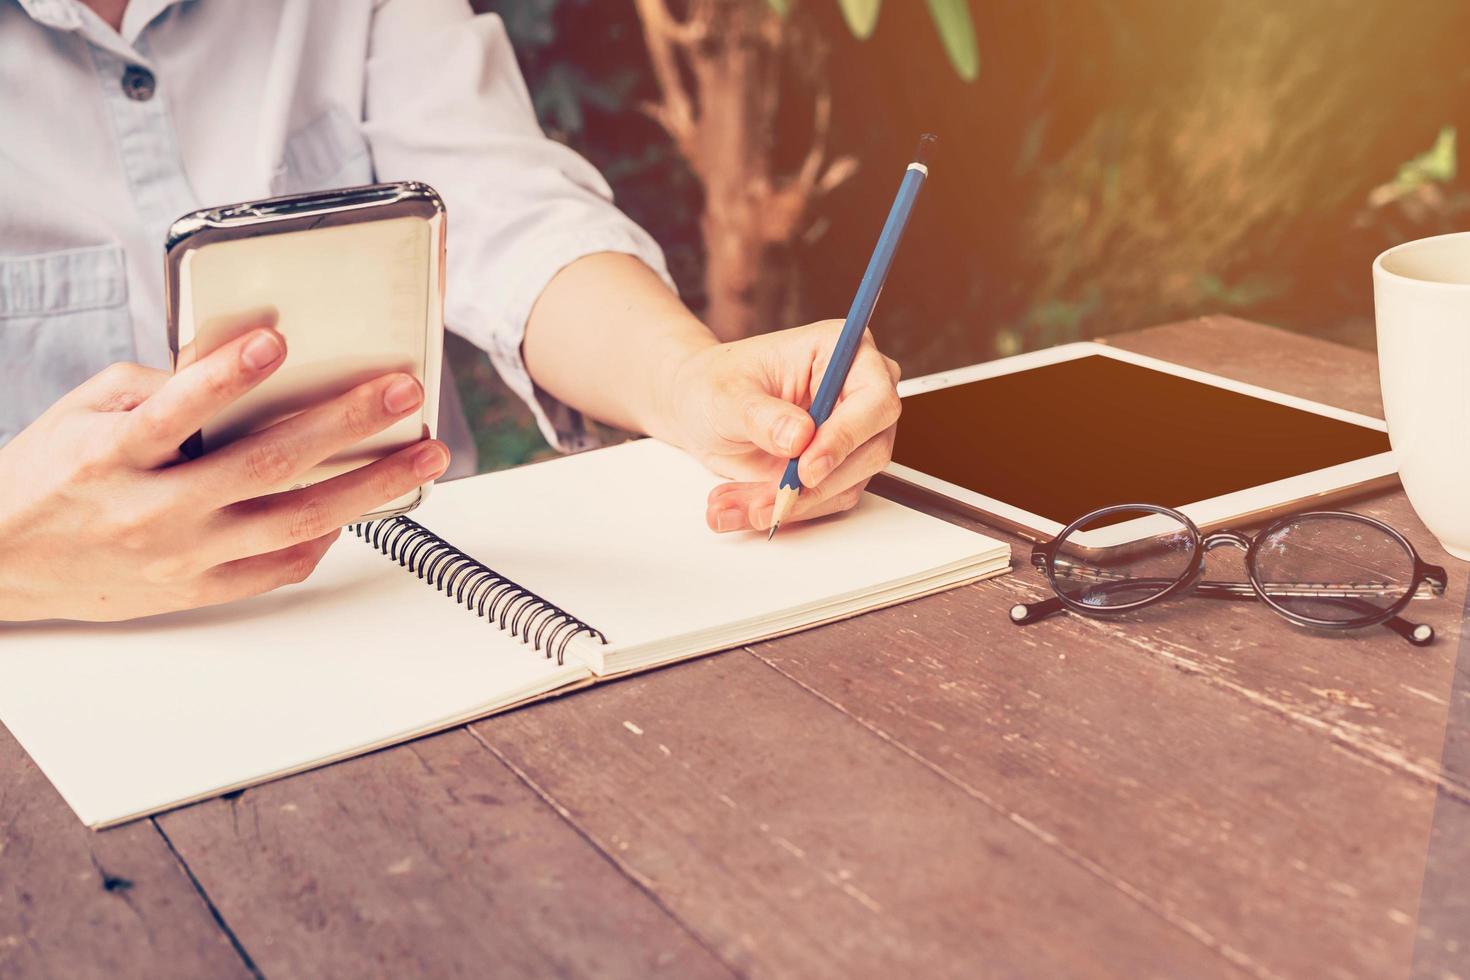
[[2, 318, 1465, 980], [0, 724, 251, 980]]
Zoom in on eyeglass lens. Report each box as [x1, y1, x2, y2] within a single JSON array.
[[1251, 514, 1417, 624], [1051, 508, 1197, 609]]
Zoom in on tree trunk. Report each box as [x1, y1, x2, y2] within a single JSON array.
[[634, 0, 854, 340], [691, 3, 792, 337]]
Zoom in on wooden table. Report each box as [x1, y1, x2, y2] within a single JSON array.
[[3, 318, 1466, 979]]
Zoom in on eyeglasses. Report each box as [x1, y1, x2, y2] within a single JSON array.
[[1011, 505, 1448, 645]]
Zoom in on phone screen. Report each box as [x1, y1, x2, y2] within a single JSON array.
[[891, 355, 1390, 526]]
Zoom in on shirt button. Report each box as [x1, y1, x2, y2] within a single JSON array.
[[121, 65, 156, 101]]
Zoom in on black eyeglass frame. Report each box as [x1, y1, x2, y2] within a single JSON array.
[[1015, 505, 1449, 646]]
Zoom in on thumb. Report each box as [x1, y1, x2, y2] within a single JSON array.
[[734, 388, 815, 459]]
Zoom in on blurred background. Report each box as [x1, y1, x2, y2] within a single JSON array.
[[454, 0, 1470, 471]]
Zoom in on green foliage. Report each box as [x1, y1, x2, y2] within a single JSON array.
[[484, 0, 642, 140], [491, 0, 559, 45], [532, 61, 642, 138], [444, 334, 553, 473], [1196, 273, 1285, 309], [1027, 289, 1101, 338], [835, 0, 881, 38], [766, 0, 979, 80], [923, 0, 979, 81], [1393, 125, 1457, 190], [991, 288, 1101, 359]]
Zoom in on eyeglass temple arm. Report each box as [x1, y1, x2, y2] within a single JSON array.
[[1189, 582, 1435, 646], [1192, 580, 1443, 600], [1009, 594, 1068, 625], [1042, 555, 1445, 599], [1011, 576, 1436, 646]]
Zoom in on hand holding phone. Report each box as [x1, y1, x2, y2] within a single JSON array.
[[0, 184, 450, 622], [0, 312, 449, 622], [166, 182, 447, 519]]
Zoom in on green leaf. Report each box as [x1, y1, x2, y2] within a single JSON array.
[[767, 0, 790, 16], [1394, 124, 1457, 189], [837, 0, 882, 39], [924, 0, 980, 81]]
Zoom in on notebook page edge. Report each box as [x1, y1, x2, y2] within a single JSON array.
[[82, 665, 595, 829], [569, 554, 1012, 675]]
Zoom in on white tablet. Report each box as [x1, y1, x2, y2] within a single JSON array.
[[885, 342, 1396, 546]]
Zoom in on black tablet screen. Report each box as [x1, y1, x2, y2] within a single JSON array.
[[891, 355, 1390, 526]]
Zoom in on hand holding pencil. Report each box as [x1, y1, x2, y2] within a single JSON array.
[[768, 134, 937, 538], [672, 135, 933, 536]]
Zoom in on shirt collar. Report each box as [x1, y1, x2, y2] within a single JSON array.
[[14, 0, 83, 30], [15, 0, 189, 43], [119, 0, 185, 42]]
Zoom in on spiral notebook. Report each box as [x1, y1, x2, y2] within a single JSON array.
[[0, 438, 1009, 828]]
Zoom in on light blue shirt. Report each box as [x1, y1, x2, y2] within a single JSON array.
[[0, 0, 672, 472]]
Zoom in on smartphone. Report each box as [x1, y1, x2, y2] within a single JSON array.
[[165, 182, 446, 519]]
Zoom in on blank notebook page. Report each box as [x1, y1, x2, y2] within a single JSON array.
[[414, 438, 1008, 672], [0, 438, 1005, 828], [0, 536, 587, 828]]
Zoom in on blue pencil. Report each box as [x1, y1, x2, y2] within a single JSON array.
[[768, 133, 936, 539]]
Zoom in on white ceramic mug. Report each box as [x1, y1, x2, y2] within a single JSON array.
[[1373, 232, 1470, 561]]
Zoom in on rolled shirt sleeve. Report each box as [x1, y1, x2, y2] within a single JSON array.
[[362, 0, 674, 452]]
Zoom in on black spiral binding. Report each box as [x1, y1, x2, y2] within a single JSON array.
[[351, 516, 607, 666]]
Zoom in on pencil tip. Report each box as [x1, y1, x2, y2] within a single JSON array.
[[768, 486, 799, 540], [915, 133, 938, 166]]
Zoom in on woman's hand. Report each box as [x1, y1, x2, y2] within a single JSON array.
[[0, 312, 449, 622], [521, 254, 901, 534], [659, 319, 902, 534]]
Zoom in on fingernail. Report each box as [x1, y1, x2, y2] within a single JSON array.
[[804, 454, 835, 486], [774, 416, 800, 454], [714, 508, 745, 533], [383, 376, 423, 414], [754, 504, 774, 530], [413, 443, 448, 479], [241, 331, 283, 371]]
